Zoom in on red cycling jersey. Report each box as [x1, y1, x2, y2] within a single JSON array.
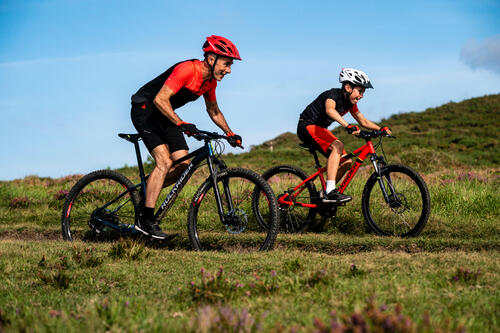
[[131, 59, 217, 110], [165, 60, 216, 101]]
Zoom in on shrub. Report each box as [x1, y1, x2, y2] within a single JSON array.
[[108, 239, 147, 261], [189, 304, 263, 333], [8, 196, 31, 208], [450, 268, 481, 285]]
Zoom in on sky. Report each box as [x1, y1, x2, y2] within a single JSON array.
[[1, 0, 499, 180]]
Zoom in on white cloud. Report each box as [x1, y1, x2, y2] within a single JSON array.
[[460, 34, 500, 74]]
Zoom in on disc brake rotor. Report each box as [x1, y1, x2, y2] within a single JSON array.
[[389, 193, 408, 214], [224, 208, 248, 234]]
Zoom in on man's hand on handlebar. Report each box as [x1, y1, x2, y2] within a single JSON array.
[[177, 121, 200, 137], [226, 131, 243, 148]]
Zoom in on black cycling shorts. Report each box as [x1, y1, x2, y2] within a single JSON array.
[[131, 105, 188, 154]]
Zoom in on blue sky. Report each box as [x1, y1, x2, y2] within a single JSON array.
[[1, 0, 499, 180]]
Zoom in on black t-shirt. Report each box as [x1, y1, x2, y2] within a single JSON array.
[[299, 88, 359, 128]]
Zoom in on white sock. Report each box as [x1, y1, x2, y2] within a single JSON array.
[[326, 180, 336, 194]]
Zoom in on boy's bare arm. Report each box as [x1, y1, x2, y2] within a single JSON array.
[[325, 99, 350, 127]]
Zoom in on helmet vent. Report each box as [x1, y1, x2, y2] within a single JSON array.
[[215, 44, 227, 53]]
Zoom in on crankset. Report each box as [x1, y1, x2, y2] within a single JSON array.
[[318, 202, 338, 218], [89, 208, 118, 234]]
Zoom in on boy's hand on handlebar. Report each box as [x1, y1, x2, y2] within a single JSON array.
[[345, 124, 361, 136], [177, 121, 200, 137], [226, 131, 243, 148], [380, 126, 392, 136]]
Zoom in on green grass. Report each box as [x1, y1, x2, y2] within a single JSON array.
[[1, 94, 500, 331], [1, 241, 498, 332]]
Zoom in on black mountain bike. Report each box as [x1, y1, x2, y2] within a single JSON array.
[[61, 130, 279, 251]]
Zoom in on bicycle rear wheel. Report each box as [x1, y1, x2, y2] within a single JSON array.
[[61, 170, 140, 241], [188, 168, 279, 251], [253, 165, 317, 233], [362, 164, 430, 237]]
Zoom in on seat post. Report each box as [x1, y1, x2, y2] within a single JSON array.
[[312, 150, 322, 169], [134, 141, 147, 188]]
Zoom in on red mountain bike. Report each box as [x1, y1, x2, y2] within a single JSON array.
[[252, 130, 430, 237]]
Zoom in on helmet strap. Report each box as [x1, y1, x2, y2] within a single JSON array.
[[342, 83, 353, 97], [210, 54, 219, 80]]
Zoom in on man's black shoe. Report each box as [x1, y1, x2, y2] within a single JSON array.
[[321, 189, 352, 204], [135, 219, 168, 240]]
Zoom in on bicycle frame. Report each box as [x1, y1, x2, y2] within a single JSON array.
[[128, 138, 232, 224], [278, 139, 380, 208]]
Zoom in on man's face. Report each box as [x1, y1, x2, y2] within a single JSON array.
[[210, 56, 233, 81], [346, 84, 365, 104]]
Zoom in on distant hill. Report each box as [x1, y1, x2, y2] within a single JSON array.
[[223, 93, 500, 173]]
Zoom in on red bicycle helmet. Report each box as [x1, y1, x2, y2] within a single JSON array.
[[203, 35, 241, 60]]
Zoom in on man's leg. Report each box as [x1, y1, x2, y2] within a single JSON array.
[[161, 149, 189, 188], [145, 144, 174, 208], [135, 144, 172, 239]]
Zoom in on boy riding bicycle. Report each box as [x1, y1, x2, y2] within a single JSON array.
[[297, 68, 392, 203]]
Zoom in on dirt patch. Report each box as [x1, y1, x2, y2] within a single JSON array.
[[0, 230, 61, 241]]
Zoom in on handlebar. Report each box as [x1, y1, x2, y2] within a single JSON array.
[[356, 130, 396, 140], [192, 130, 244, 149]]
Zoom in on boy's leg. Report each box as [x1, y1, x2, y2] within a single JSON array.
[[336, 158, 353, 183], [298, 124, 352, 203], [326, 140, 344, 182], [324, 140, 352, 203]]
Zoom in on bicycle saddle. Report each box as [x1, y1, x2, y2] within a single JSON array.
[[298, 142, 317, 152], [118, 133, 142, 143]]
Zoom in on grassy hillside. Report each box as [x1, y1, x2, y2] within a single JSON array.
[[222, 93, 500, 174], [0, 94, 499, 332]]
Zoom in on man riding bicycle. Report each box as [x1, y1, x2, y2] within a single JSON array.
[[130, 35, 243, 239], [297, 68, 392, 203]]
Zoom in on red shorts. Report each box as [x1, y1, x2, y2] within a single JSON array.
[[297, 122, 347, 157]]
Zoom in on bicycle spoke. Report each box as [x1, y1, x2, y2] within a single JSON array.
[[257, 166, 317, 233], [363, 165, 430, 237], [189, 168, 279, 251], [62, 171, 139, 241]]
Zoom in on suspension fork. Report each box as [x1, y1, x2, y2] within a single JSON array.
[[207, 155, 233, 224], [215, 158, 234, 212], [371, 154, 395, 203]]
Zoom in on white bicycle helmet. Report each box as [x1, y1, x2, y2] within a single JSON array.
[[339, 68, 373, 88]]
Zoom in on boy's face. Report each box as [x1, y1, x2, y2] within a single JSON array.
[[346, 84, 366, 104]]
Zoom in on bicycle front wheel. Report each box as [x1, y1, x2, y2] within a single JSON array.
[[253, 165, 317, 233], [61, 170, 140, 241], [362, 164, 430, 237], [188, 168, 279, 251]]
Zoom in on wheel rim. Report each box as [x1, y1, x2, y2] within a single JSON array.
[[192, 174, 275, 251], [64, 178, 136, 241], [266, 172, 314, 233], [367, 171, 425, 236]]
